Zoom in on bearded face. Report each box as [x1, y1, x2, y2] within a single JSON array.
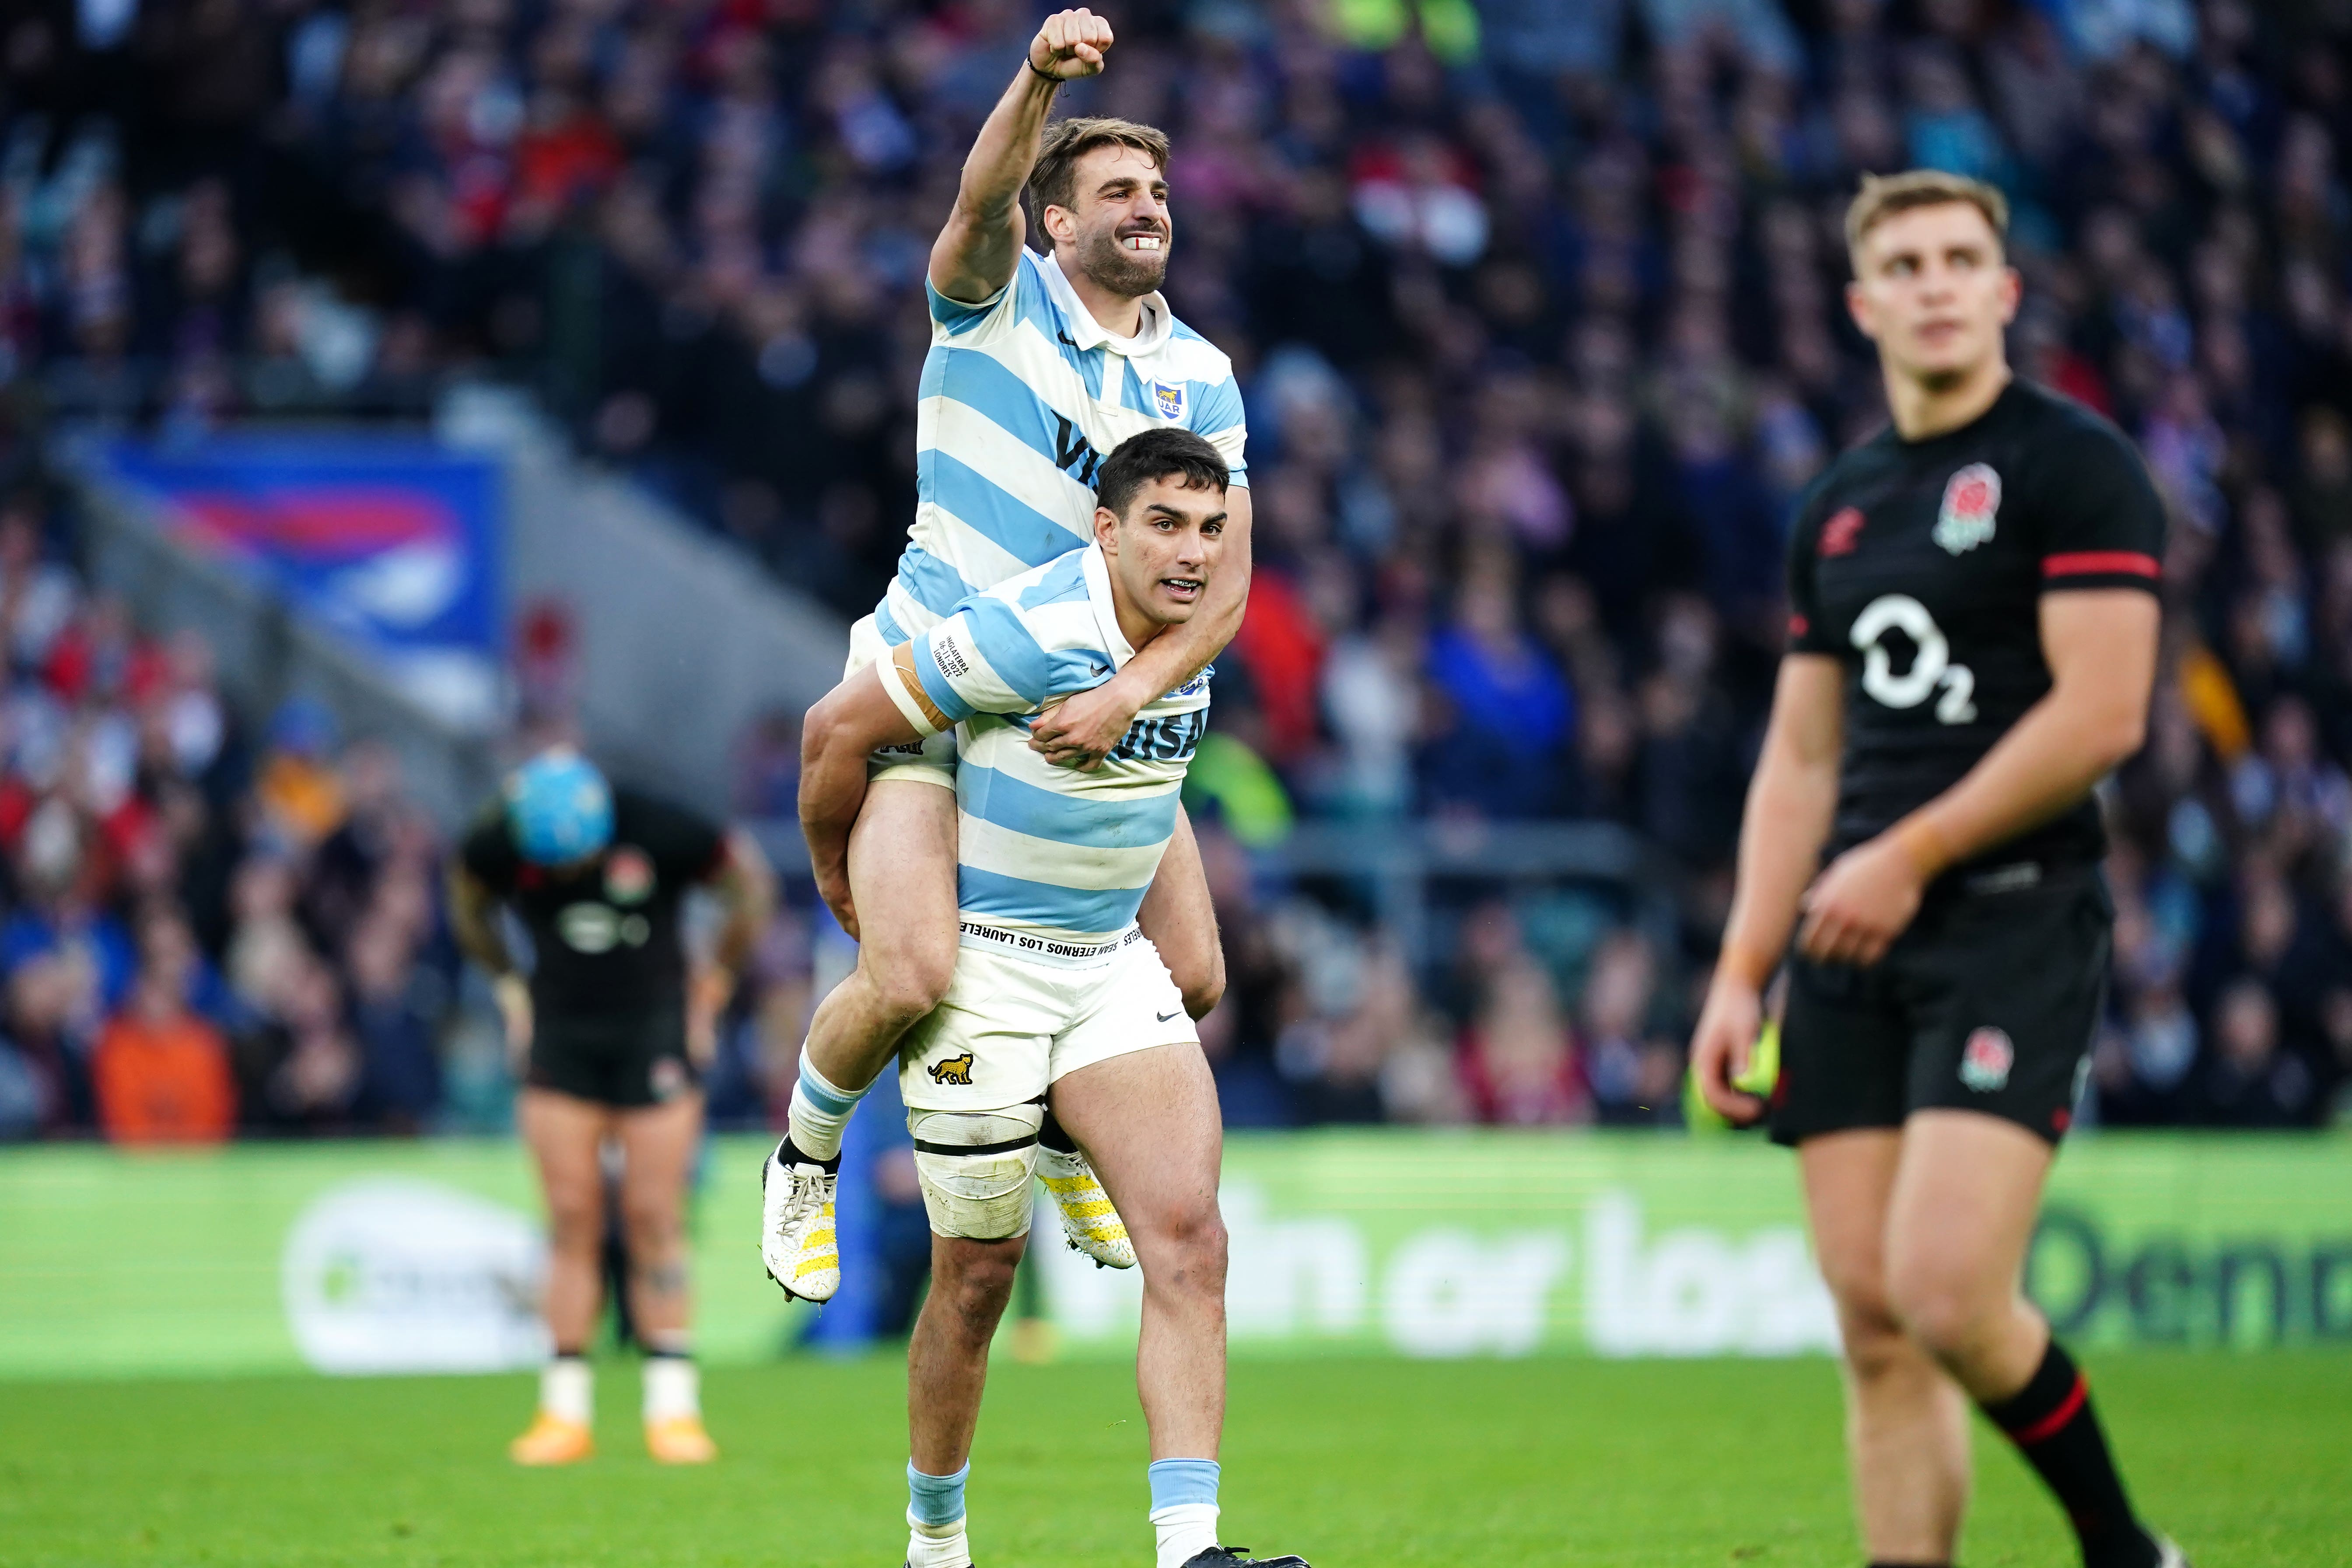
[[1049, 144, 1171, 302]]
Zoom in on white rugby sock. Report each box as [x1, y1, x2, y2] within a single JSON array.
[[641, 1353, 699, 1421], [785, 1055, 867, 1162], [1151, 1504, 1219, 1568], [541, 1356, 591, 1425]]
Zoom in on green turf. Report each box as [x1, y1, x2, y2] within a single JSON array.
[[0, 1351, 2342, 1566]]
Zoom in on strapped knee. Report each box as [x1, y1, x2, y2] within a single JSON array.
[[907, 1102, 1043, 1240]]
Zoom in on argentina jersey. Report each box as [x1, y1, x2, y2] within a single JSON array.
[[879, 247, 1247, 645], [877, 543, 1211, 952]]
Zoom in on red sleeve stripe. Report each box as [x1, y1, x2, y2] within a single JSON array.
[[2042, 551, 2159, 579]]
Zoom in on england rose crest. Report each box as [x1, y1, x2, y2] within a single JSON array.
[[604, 845, 655, 905], [1958, 1026, 2015, 1092], [1934, 463, 2002, 555]]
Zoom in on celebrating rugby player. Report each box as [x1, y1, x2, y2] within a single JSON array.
[[798, 429, 1306, 1568], [1690, 172, 2188, 1568], [760, 7, 1250, 1301]]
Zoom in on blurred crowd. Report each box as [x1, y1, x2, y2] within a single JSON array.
[[4, 0, 2352, 1133], [0, 487, 469, 1142]]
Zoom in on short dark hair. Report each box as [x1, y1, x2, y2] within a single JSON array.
[[1025, 116, 1172, 242], [1096, 428, 1228, 521]]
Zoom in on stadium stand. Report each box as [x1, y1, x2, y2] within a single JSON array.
[[0, 0, 2348, 1134]]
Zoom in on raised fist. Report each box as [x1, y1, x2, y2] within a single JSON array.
[[1029, 8, 1115, 81]]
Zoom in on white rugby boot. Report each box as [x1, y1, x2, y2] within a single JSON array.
[[1036, 1141, 1134, 1269], [760, 1141, 840, 1302]]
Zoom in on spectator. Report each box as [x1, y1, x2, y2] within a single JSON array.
[[91, 929, 235, 1144]]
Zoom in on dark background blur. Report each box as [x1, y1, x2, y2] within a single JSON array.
[[0, 0, 2348, 1144]]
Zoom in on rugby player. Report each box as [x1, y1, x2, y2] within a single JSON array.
[[450, 749, 774, 1466], [761, 6, 1252, 1303], [798, 430, 1304, 1568], [1691, 171, 2186, 1568]]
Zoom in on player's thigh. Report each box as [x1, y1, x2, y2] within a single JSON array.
[[1134, 805, 1222, 1009], [846, 777, 960, 993], [1798, 1126, 1905, 1320], [613, 1090, 703, 1240], [1882, 1110, 2054, 1330], [1049, 1040, 1222, 1239], [898, 949, 1058, 1242], [518, 1087, 611, 1237]]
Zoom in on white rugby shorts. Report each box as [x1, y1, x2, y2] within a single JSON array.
[[846, 612, 955, 788], [899, 924, 1198, 1113]]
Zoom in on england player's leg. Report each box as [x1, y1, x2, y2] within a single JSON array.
[[514, 1086, 610, 1464], [1886, 1113, 2170, 1568], [1801, 1130, 1970, 1561], [615, 1087, 715, 1462]]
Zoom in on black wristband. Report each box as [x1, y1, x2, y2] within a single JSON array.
[[1026, 54, 1060, 84]]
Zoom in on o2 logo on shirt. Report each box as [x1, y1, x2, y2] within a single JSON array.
[[1112, 709, 1207, 763], [1850, 595, 1977, 724], [558, 903, 652, 954]]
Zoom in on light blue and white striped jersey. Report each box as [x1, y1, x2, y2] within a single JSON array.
[[876, 247, 1248, 646], [878, 542, 1211, 953]]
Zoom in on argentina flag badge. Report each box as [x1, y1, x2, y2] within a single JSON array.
[[1152, 380, 1185, 420]]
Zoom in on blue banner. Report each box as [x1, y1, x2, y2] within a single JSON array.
[[100, 435, 504, 724]]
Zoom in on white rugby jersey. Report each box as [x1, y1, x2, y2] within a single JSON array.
[[879, 542, 1211, 952], [877, 248, 1247, 646]]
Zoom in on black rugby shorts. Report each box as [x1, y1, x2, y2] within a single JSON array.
[[1770, 866, 2112, 1147]]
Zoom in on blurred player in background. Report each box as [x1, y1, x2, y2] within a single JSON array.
[[760, 6, 1252, 1304], [798, 430, 1303, 1568], [1692, 172, 2185, 1568], [449, 748, 774, 1466]]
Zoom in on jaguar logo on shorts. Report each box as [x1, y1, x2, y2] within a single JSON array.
[[928, 1052, 976, 1086], [1959, 1027, 2015, 1092], [1934, 463, 2002, 555], [604, 845, 654, 905]]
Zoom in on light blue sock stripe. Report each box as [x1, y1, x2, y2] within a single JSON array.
[[798, 1057, 865, 1117], [1148, 1458, 1220, 1510], [907, 1460, 969, 1527]]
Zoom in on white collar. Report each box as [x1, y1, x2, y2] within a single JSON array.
[[1039, 250, 1172, 356], [1081, 542, 1138, 669]]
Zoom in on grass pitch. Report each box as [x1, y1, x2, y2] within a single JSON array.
[[0, 1351, 2344, 1567]]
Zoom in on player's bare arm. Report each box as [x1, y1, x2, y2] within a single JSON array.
[[799, 661, 928, 939], [686, 829, 776, 1063], [1691, 653, 1842, 1123], [928, 8, 1113, 306], [448, 863, 531, 1055], [1798, 589, 2159, 969], [1030, 484, 1251, 769]]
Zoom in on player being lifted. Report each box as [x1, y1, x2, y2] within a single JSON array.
[[761, 6, 1250, 1300], [449, 749, 774, 1466], [1691, 172, 2186, 1568], [799, 429, 1305, 1568]]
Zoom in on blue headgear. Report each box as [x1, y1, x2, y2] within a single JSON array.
[[506, 749, 614, 866]]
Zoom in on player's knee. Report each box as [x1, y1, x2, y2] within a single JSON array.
[[1884, 1258, 1998, 1362], [1137, 1194, 1227, 1286], [932, 1241, 1022, 1330], [545, 1194, 602, 1256], [867, 944, 955, 1025], [621, 1196, 682, 1258]]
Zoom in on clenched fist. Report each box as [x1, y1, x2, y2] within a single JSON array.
[[1029, 8, 1115, 81]]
